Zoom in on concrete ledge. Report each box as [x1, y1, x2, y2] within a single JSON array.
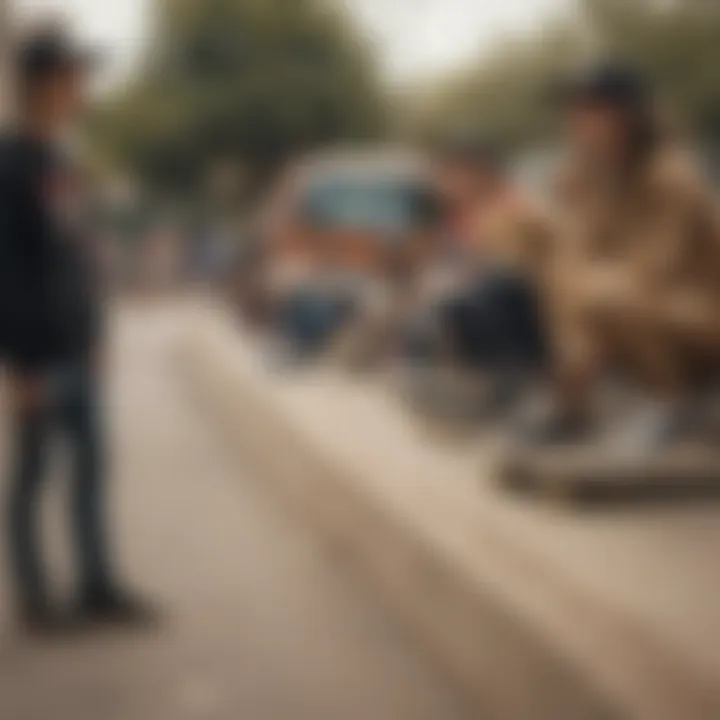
[[177, 302, 720, 720]]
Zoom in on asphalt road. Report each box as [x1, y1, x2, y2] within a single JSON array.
[[0, 301, 473, 720]]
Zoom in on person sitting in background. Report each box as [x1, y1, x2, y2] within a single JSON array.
[[523, 63, 720, 449], [408, 138, 556, 417]]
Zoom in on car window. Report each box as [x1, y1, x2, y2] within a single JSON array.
[[301, 176, 440, 237]]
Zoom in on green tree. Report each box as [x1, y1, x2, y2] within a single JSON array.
[[586, 0, 720, 136], [414, 0, 720, 150], [410, 23, 583, 149], [92, 0, 386, 197]]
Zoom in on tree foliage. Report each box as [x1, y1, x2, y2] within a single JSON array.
[[586, 0, 720, 137], [417, 0, 720, 147], [411, 25, 582, 149], [92, 0, 386, 196]]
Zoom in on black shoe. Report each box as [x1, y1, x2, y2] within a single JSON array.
[[80, 588, 161, 629]]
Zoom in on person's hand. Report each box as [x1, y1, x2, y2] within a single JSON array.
[[9, 372, 45, 415]]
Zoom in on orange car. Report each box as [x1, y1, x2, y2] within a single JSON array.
[[259, 150, 443, 276]]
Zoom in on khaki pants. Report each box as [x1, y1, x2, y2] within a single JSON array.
[[548, 267, 720, 408]]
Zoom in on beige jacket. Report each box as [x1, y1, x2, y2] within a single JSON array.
[[464, 191, 560, 302], [554, 145, 720, 300]]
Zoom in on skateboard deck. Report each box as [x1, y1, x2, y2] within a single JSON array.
[[498, 443, 720, 505]]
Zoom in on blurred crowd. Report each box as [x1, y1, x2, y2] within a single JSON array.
[[232, 63, 720, 458]]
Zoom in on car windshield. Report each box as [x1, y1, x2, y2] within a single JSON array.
[[302, 175, 439, 238]]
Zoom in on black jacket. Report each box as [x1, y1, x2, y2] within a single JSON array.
[[0, 133, 100, 370]]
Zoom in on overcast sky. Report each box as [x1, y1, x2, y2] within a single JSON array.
[[351, 0, 571, 80], [16, 0, 571, 85]]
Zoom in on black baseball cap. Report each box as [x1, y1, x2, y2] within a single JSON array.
[[17, 26, 102, 84], [550, 62, 651, 111]]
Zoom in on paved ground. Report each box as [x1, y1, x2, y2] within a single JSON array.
[[0, 301, 473, 720], [183, 302, 720, 719]]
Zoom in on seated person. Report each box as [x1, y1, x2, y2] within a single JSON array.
[[408, 137, 556, 414], [524, 64, 720, 449]]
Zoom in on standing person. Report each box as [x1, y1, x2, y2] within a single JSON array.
[[0, 27, 153, 631], [523, 64, 720, 448]]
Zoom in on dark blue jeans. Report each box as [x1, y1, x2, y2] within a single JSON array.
[[6, 363, 113, 609], [441, 268, 548, 372]]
